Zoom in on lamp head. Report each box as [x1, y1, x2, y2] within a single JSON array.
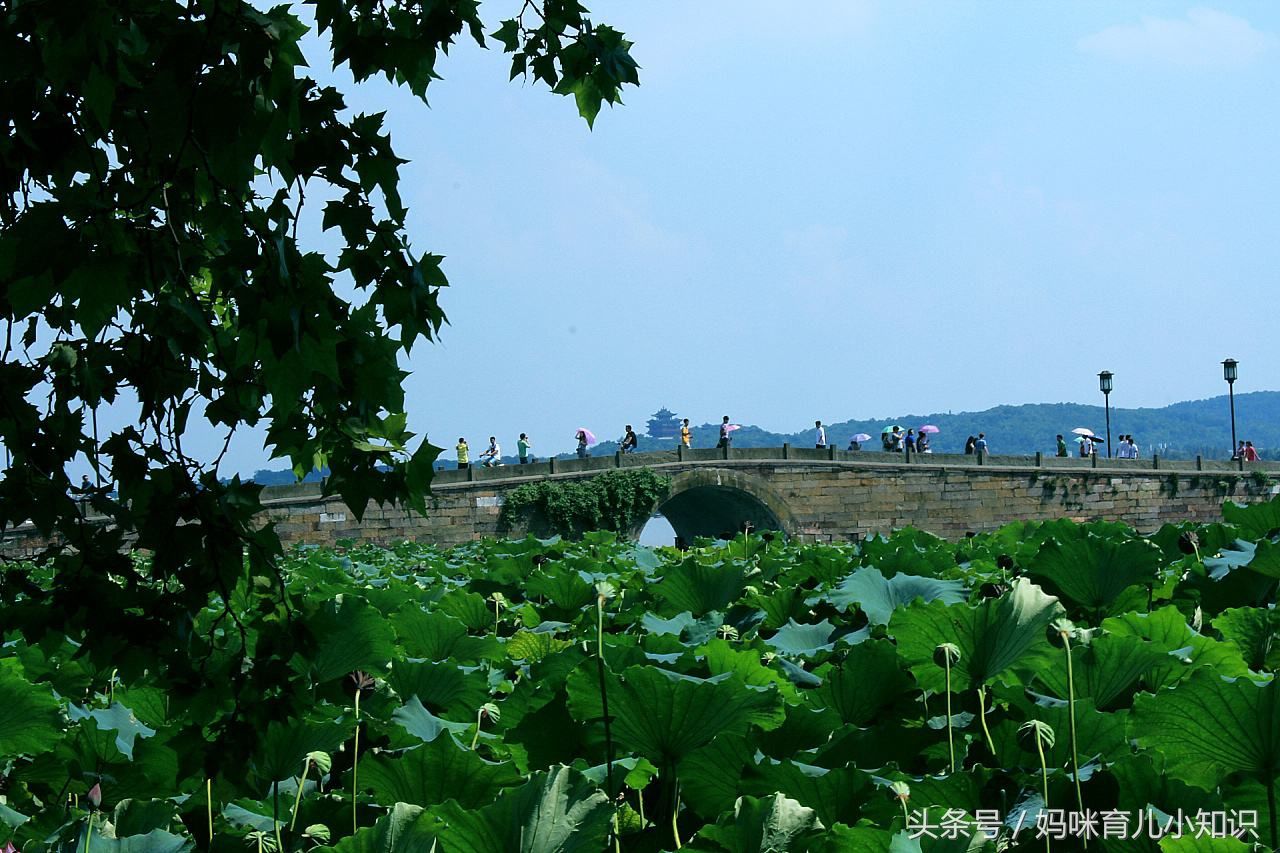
[[1098, 370, 1113, 395], [1223, 358, 1238, 383]]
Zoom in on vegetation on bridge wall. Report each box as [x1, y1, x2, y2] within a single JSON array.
[[499, 469, 670, 538]]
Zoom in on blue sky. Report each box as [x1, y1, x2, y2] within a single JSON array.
[[234, 2, 1280, 470]]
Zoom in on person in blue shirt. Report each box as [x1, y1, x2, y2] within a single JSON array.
[[974, 433, 989, 454]]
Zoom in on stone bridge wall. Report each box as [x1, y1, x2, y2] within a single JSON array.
[[3, 449, 1278, 556]]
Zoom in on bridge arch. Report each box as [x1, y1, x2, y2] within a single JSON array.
[[638, 467, 797, 542]]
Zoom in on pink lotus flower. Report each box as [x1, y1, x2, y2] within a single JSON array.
[[4, 840, 19, 853], [87, 782, 102, 809]]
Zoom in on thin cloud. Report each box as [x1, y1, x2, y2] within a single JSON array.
[[1078, 7, 1275, 68]]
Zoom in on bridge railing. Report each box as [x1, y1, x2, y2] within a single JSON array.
[[421, 445, 1279, 487]]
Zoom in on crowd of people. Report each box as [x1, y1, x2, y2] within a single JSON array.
[[451, 421, 1264, 470]]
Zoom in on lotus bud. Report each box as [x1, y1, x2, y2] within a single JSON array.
[[1176, 531, 1200, 555], [303, 825, 331, 843], [978, 582, 1007, 600], [933, 643, 962, 669], [1047, 617, 1076, 648], [87, 782, 102, 809], [1017, 719, 1056, 753], [996, 554, 1014, 570], [305, 750, 333, 774], [889, 780, 911, 802]]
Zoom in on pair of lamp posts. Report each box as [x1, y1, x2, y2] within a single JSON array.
[[1096, 361, 1239, 462]]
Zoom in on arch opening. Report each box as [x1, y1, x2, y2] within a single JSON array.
[[651, 484, 785, 544]]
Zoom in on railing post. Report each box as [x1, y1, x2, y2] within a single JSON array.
[[782, 442, 789, 459], [904, 446, 912, 464], [549, 457, 557, 474], [1035, 451, 1043, 467], [467, 465, 476, 482], [828, 444, 835, 461], [1196, 454, 1203, 471], [615, 451, 622, 468], [722, 442, 730, 460], [1152, 453, 1160, 470], [1091, 452, 1098, 469]]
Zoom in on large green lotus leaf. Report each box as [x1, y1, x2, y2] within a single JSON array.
[[767, 619, 838, 656], [71, 701, 155, 760], [859, 528, 955, 578], [357, 737, 521, 809], [1132, 669, 1280, 791], [642, 611, 698, 637], [435, 589, 493, 631], [0, 666, 62, 757], [819, 568, 966, 625], [695, 793, 823, 853], [507, 630, 574, 664], [1027, 533, 1161, 613], [358, 732, 517, 809], [1149, 522, 1240, 561], [813, 721, 938, 773], [524, 567, 595, 613], [74, 826, 192, 853], [566, 665, 784, 765], [1031, 633, 1166, 709], [651, 560, 747, 616], [890, 578, 1064, 692], [1217, 777, 1277, 850], [429, 765, 610, 853], [330, 802, 439, 853], [392, 696, 472, 743], [749, 587, 808, 630], [253, 717, 348, 784], [1107, 753, 1227, 828], [1211, 607, 1280, 672], [111, 799, 178, 837], [1104, 606, 1250, 689], [391, 608, 500, 663], [388, 660, 490, 716], [1244, 538, 1280, 580], [805, 640, 914, 726], [678, 735, 755, 818], [309, 597, 397, 683], [991, 699, 1128, 769], [699, 638, 793, 696], [1222, 496, 1280, 538], [1159, 837, 1253, 853], [750, 761, 874, 828]]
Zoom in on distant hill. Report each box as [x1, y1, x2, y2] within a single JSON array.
[[248, 392, 1278, 482]]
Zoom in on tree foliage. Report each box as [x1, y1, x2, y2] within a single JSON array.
[[0, 0, 637, 776], [499, 468, 670, 538]]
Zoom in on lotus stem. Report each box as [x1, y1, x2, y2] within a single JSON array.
[[206, 778, 213, 842], [1034, 733, 1051, 853], [273, 781, 283, 853], [471, 706, 485, 751], [84, 813, 93, 853], [597, 593, 619, 852], [1268, 777, 1277, 849], [1063, 634, 1086, 847], [290, 758, 310, 832], [944, 656, 955, 773], [977, 686, 996, 757], [352, 688, 361, 836], [899, 797, 910, 825], [672, 790, 682, 849]]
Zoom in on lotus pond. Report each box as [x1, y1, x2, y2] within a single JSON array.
[[4, 498, 1280, 852]]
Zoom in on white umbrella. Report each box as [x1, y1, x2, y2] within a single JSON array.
[[1071, 427, 1095, 437]]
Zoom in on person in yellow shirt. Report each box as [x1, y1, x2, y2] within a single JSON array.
[[455, 438, 469, 469], [680, 418, 692, 448]]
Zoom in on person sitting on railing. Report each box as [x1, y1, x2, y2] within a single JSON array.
[[621, 425, 639, 453], [478, 436, 503, 467]]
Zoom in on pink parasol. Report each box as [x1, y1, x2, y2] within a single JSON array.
[[725, 424, 741, 432], [576, 428, 597, 445], [919, 425, 940, 434]]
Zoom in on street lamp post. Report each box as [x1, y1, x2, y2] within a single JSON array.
[[1098, 371, 1113, 459], [1223, 359, 1238, 462]]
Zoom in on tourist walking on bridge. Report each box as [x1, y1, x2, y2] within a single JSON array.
[[576, 430, 591, 459], [681, 418, 692, 448], [1056, 434, 1068, 457], [518, 433, 533, 464], [815, 420, 826, 449], [964, 435, 977, 455], [718, 416, 732, 449], [974, 433, 989, 455], [455, 438, 469, 470]]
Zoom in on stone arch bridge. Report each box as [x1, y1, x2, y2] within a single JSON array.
[[3, 447, 1277, 556]]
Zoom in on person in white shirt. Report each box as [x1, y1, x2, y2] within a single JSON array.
[[479, 436, 502, 467], [815, 420, 826, 449], [1127, 436, 1139, 459]]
